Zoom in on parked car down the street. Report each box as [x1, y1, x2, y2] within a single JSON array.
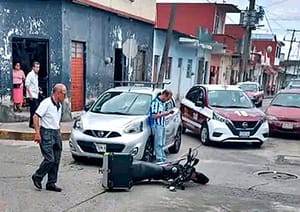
[[237, 81, 264, 107], [285, 78, 300, 89], [69, 85, 182, 162], [180, 84, 269, 147], [265, 89, 300, 136]]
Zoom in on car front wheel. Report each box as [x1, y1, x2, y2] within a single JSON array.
[[142, 137, 155, 162], [200, 123, 211, 146]]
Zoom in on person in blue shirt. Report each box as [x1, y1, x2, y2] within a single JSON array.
[[149, 89, 173, 163]]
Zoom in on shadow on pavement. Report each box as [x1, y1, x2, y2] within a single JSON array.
[[184, 131, 267, 150]]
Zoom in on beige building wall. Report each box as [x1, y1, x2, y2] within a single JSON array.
[[75, 0, 156, 23]]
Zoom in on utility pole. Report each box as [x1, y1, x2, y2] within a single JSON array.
[[239, 1, 264, 82], [157, 3, 177, 87], [239, 0, 256, 82], [283, 29, 300, 86]]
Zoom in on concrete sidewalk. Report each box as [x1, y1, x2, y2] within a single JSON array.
[[0, 121, 73, 141]]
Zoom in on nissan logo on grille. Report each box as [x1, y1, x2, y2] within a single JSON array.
[[242, 122, 248, 129]]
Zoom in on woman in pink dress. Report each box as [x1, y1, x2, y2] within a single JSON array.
[[12, 62, 25, 112]]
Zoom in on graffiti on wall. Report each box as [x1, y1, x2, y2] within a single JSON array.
[[0, 7, 47, 95], [110, 25, 123, 49]]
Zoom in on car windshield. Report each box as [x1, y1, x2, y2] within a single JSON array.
[[239, 84, 258, 92], [271, 93, 300, 108], [208, 90, 253, 108], [90, 91, 152, 115], [287, 80, 300, 89]]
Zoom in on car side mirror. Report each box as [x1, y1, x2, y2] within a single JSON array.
[[84, 100, 95, 111], [195, 100, 204, 108]]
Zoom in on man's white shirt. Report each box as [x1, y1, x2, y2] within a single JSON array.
[[35, 97, 62, 130], [25, 70, 39, 99]]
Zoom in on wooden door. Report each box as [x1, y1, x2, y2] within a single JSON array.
[[71, 41, 84, 111]]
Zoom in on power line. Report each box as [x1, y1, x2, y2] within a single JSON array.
[[266, 0, 286, 7], [264, 12, 274, 34], [226, 15, 237, 24]]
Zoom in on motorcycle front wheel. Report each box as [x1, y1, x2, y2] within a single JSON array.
[[191, 171, 209, 185]]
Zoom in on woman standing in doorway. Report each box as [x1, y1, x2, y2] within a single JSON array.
[[12, 62, 25, 112]]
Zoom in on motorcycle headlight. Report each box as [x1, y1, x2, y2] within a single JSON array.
[[266, 115, 278, 121], [124, 121, 143, 134], [73, 118, 83, 130], [212, 112, 227, 123]]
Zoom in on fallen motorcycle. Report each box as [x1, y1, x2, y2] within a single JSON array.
[[131, 147, 209, 191]]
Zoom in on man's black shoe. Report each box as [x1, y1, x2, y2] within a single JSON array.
[[32, 175, 42, 190], [46, 185, 62, 192]]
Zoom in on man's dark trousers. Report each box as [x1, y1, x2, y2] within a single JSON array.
[[32, 127, 62, 187], [28, 98, 39, 127]]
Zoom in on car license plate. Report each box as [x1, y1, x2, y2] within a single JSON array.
[[95, 143, 106, 152], [282, 123, 293, 129], [239, 131, 250, 138]]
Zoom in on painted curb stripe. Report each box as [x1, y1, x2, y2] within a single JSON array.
[[0, 130, 70, 141]]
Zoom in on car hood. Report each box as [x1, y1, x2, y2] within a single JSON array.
[[266, 105, 300, 121], [81, 112, 147, 131], [213, 107, 264, 121], [245, 91, 255, 97]]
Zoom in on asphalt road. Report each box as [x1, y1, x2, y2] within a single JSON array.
[[1, 98, 300, 212]]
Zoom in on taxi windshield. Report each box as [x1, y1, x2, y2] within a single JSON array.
[[208, 90, 253, 108]]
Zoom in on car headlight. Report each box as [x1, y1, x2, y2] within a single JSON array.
[[212, 112, 227, 123], [266, 115, 278, 121], [73, 118, 83, 130], [124, 121, 143, 134]]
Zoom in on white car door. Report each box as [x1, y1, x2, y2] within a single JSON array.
[[164, 98, 180, 146]]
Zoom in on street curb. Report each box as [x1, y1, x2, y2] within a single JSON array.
[[0, 130, 71, 141]]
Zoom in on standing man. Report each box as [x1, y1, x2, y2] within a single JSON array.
[[25, 61, 40, 128], [31, 83, 67, 192], [149, 89, 173, 163]]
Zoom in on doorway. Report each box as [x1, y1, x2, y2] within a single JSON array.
[[71, 41, 85, 111], [12, 37, 49, 98], [114, 48, 123, 86], [197, 58, 205, 84]]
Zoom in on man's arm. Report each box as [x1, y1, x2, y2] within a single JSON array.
[[25, 74, 33, 99], [26, 86, 33, 99], [33, 114, 41, 144], [152, 110, 171, 119]]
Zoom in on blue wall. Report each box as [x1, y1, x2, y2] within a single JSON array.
[[62, 1, 153, 100], [0, 0, 153, 103], [0, 0, 62, 97]]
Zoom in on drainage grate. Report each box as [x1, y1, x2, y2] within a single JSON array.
[[256, 171, 298, 180]]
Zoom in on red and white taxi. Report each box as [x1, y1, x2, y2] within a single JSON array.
[[180, 85, 269, 147], [265, 89, 300, 136], [237, 81, 264, 107]]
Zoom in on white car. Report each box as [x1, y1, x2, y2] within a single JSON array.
[[180, 84, 269, 147], [69, 86, 182, 161]]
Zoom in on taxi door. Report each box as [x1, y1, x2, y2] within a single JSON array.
[[181, 86, 212, 133]]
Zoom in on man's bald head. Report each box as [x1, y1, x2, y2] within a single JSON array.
[[53, 83, 66, 93], [52, 83, 67, 103]]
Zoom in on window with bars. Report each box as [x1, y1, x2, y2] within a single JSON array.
[[178, 58, 183, 68], [72, 41, 84, 58], [165, 57, 172, 79], [186, 59, 193, 78]]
